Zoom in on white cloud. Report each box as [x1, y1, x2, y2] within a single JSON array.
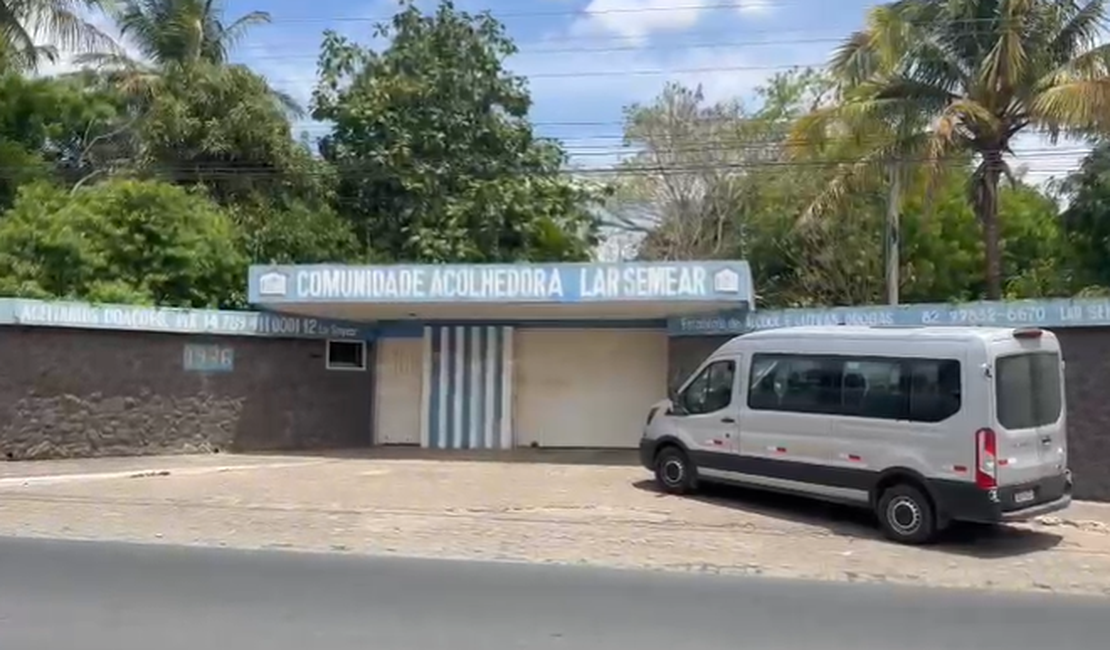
[[516, 42, 781, 108], [572, 0, 703, 44], [569, 0, 774, 44], [735, 0, 775, 16]]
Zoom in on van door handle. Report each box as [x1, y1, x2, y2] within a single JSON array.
[[721, 417, 736, 423]]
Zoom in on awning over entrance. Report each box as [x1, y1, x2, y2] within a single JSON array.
[[248, 261, 754, 321]]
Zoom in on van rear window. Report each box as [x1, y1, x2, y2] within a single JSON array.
[[995, 352, 1062, 429]]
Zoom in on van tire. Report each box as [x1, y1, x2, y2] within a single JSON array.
[[654, 446, 697, 495], [876, 483, 937, 545]]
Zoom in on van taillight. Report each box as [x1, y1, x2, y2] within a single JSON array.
[[975, 428, 998, 489]]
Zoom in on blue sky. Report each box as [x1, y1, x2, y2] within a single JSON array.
[[51, 0, 1087, 183], [226, 0, 853, 168]]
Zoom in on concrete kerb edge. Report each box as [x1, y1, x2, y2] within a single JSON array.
[[0, 460, 327, 487]]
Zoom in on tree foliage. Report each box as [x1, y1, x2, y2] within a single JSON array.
[[811, 0, 1110, 299], [0, 179, 244, 306], [0, 71, 129, 208], [610, 70, 1085, 307], [312, 0, 604, 263], [1058, 141, 1110, 292], [137, 62, 325, 206], [0, 0, 1106, 310]]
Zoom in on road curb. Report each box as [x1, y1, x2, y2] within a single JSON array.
[[0, 460, 324, 487]]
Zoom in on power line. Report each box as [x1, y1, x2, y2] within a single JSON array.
[[222, 17, 1091, 58], [245, 61, 821, 85], [263, 2, 788, 23], [258, 3, 1098, 26], [280, 129, 1098, 165], [231, 35, 845, 60], [18, 147, 1088, 180]]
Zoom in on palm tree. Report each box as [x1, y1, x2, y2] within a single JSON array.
[[800, 0, 1110, 300], [77, 0, 302, 115], [111, 0, 268, 67], [0, 0, 118, 72], [790, 6, 936, 305]]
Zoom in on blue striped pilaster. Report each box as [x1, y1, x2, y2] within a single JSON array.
[[423, 325, 513, 449]]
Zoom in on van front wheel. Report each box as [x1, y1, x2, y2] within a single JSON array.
[[876, 484, 937, 545], [654, 447, 697, 495]]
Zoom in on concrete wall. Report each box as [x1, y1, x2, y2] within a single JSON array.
[[0, 327, 373, 460], [669, 331, 1110, 502]]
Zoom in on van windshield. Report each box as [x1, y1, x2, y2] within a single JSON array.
[[994, 351, 1063, 429]]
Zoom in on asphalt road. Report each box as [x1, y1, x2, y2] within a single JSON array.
[[0, 536, 1107, 650]]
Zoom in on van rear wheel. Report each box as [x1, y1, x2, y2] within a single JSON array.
[[654, 447, 697, 495], [876, 484, 937, 545]]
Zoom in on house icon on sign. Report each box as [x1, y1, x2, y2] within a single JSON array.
[[712, 268, 741, 293], [258, 271, 289, 297]]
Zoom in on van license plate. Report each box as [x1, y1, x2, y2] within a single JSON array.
[[1015, 490, 1035, 504]]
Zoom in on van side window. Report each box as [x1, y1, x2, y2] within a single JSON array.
[[748, 355, 841, 414], [908, 359, 962, 423], [679, 360, 736, 415], [842, 359, 904, 419], [748, 353, 962, 422]]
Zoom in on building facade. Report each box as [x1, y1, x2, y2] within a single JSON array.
[[3, 264, 1110, 500], [247, 261, 756, 450]]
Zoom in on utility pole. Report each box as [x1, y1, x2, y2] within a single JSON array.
[[885, 163, 901, 305]]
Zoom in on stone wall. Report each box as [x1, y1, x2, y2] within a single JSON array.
[[0, 327, 373, 460], [668, 331, 1110, 502], [1054, 329, 1110, 501]]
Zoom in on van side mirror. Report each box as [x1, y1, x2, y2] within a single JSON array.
[[668, 387, 684, 415]]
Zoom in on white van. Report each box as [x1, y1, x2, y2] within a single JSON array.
[[640, 325, 1072, 544]]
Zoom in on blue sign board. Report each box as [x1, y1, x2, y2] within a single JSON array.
[[248, 262, 756, 305], [183, 344, 234, 372], [668, 298, 1110, 336], [0, 298, 371, 340]]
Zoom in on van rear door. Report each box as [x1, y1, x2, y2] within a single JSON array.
[[991, 333, 1067, 489]]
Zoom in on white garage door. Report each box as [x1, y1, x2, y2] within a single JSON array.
[[514, 329, 667, 448], [374, 338, 424, 445]]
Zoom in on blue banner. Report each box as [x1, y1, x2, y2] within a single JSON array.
[[0, 298, 371, 340], [248, 262, 755, 304], [668, 298, 1110, 336]]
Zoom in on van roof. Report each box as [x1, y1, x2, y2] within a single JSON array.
[[721, 325, 1053, 350]]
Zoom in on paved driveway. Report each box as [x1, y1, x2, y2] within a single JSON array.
[[1, 453, 1109, 596]]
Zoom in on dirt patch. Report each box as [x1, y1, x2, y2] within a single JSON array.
[[1, 456, 1108, 596]]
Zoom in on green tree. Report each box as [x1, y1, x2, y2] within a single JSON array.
[[820, 0, 1110, 299], [899, 170, 1073, 301], [231, 200, 359, 265], [0, 179, 244, 307], [619, 69, 1070, 306], [136, 63, 325, 206], [1057, 141, 1110, 291], [0, 71, 130, 208], [312, 0, 602, 262], [70, 0, 351, 264], [610, 70, 879, 306], [131, 63, 358, 264]]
